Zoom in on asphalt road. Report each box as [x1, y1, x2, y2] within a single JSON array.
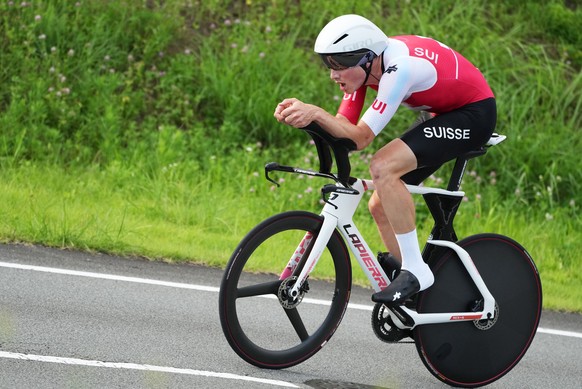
[[0, 243, 581, 388]]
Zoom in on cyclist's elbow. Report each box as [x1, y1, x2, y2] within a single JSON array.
[[354, 124, 375, 150]]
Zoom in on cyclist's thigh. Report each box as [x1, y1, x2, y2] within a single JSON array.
[[400, 112, 440, 185], [401, 165, 440, 185], [401, 98, 496, 167]]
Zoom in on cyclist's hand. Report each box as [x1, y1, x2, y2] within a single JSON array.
[[274, 98, 316, 128], [273, 100, 291, 123]]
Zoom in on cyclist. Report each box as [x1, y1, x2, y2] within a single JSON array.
[[274, 14, 496, 305]]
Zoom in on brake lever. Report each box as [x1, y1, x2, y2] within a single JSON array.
[[265, 162, 298, 187], [265, 162, 281, 187]]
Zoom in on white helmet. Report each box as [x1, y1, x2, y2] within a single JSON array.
[[314, 14, 388, 70]]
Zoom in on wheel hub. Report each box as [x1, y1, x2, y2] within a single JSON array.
[[278, 276, 308, 309], [471, 300, 500, 330]]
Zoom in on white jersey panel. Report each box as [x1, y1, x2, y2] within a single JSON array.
[[360, 42, 437, 136]]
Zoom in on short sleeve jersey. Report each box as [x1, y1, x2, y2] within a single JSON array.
[[337, 35, 494, 135]]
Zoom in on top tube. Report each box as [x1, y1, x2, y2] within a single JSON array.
[[360, 178, 464, 198]]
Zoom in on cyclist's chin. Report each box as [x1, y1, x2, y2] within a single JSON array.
[[340, 83, 356, 94], [341, 81, 364, 94]]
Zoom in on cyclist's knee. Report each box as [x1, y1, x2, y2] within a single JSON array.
[[370, 141, 417, 184], [369, 155, 400, 184], [368, 192, 384, 218]]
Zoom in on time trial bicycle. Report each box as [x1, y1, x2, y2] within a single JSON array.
[[219, 122, 542, 387]]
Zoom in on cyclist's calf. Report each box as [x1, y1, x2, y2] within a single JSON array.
[[368, 192, 401, 260]]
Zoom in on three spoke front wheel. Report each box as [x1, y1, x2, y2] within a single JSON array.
[[219, 211, 352, 368]]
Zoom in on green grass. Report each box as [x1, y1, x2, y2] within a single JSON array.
[[0, 1, 581, 312], [0, 155, 580, 312]]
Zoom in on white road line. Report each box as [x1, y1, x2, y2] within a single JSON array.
[[1, 261, 581, 340], [536, 327, 582, 339], [0, 261, 219, 292], [0, 351, 298, 388]]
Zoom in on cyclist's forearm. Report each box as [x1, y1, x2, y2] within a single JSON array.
[[312, 107, 374, 150], [275, 98, 374, 150]]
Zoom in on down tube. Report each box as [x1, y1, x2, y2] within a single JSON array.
[[339, 221, 389, 292]]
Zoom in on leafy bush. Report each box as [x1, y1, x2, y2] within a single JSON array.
[[0, 0, 580, 207]]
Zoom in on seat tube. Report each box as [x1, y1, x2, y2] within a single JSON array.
[[422, 193, 463, 261]]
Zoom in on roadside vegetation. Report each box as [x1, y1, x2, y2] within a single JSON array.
[[0, 0, 580, 312]]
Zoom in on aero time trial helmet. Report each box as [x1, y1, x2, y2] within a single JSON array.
[[314, 15, 388, 71]]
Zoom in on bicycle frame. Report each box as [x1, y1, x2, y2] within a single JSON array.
[[282, 177, 496, 330], [222, 125, 538, 384]]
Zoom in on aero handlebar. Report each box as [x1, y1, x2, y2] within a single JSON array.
[[265, 123, 357, 188]]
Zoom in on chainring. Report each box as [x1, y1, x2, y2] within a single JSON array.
[[371, 302, 413, 343]]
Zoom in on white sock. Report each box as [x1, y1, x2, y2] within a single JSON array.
[[395, 229, 434, 290]]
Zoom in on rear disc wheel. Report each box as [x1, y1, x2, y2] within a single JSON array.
[[414, 234, 542, 387]]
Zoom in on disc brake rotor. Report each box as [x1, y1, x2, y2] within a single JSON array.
[[278, 276, 308, 309], [474, 302, 500, 330]]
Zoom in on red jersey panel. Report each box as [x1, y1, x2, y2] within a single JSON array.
[[393, 35, 494, 113], [337, 35, 494, 134]]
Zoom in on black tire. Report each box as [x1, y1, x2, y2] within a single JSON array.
[[414, 234, 542, 387], [219, 211, 352, 369]]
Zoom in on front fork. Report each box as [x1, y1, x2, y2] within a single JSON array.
[[282, 215, 338, 300], [280, 181, 365, 299], [279, 231, 315, 281]]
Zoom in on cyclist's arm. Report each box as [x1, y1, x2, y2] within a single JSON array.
[[338, 86, 367, 125], [361, 57, 436, 135], [275, 98, 375, 150], [317, 110, 375, 150], [323, 59, 427, 145]]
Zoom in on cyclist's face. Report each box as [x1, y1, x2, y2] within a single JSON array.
[[330, 67, 365, 94]]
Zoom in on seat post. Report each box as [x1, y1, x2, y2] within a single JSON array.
[[447, 148, 487, 191], [447, 157, 469, 191]]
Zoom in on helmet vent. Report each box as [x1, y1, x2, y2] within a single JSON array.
[[333, 34, 349, 45]]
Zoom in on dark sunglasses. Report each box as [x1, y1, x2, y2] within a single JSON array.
[[319, 50, 375, 71]]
